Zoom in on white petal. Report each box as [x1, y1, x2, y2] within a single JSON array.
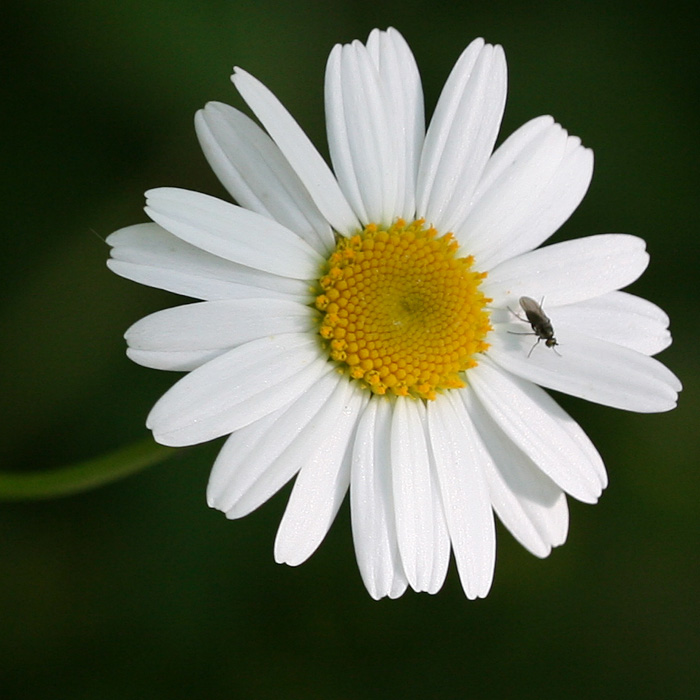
[[388, 576, 410, 600], [208, 404, 290, 511], [146, 333, 328, 446], [427, 393, 496, 599], [421, 405, 451, 596], [463, 387, 569, 557], [488, 326, 681, 412], [556, 408, 608, 490], [351, 398, 408, 600], [426, 476, 451, 596], [107, 223, 310, 301], [126, 349, 220, 372], [274, 383, 368, 566], [326, 42, 392, 225], [366, 28, 424, 220], [468, 115, 555, 201], [232, 68, 360, 235], [462, 118, 593, 269], [552, 291, 672, 356], [325, 29, 423, 226], [416, 40, 507, 233], [125, 298, 318, 371], [390, 399, 441, 592], [468, 358, 605, 502], [207, 371, 341, 516], [483, 234, 650, 309], [195, 102, 334, 253], [144, 187, 323, 279]]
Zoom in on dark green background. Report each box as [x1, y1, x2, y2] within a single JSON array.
[[1, 1, 697, 698]]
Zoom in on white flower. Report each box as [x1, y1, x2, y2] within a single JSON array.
[[107, 28, 680, 600]]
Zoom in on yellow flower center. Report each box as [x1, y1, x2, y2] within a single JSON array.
[[315, 219, 491, 400]]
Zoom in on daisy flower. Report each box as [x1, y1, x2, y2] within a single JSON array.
[[107, 28, 680, 600]]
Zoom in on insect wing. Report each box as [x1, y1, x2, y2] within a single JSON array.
[[519, 296, 549, 323]]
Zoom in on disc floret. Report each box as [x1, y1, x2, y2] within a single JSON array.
[[315, 219, 491, 400]]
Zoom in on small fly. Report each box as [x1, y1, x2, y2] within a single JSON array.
[[509, 296, 560, 357]]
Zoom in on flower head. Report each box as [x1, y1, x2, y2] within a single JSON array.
[[107, 29, 680, 599]]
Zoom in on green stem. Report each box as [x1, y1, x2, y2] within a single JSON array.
[[0, 439, 177, 501]]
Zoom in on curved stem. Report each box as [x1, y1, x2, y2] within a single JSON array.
[[0, 438, 177, 501]]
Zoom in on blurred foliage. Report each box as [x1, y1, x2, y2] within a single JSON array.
[[1, 0, 697, 698]]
